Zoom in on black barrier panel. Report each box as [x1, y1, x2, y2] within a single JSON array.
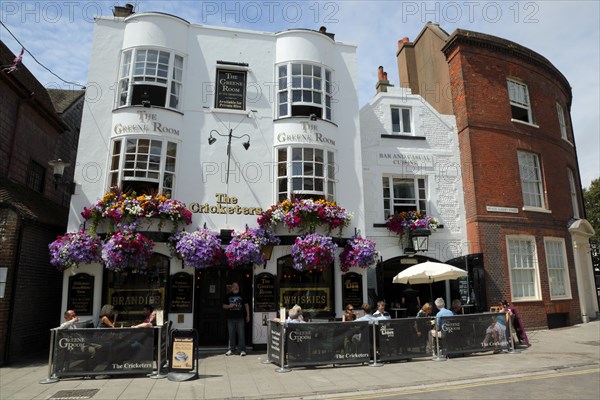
[[377, 317, 435, 362], [267, 320, 284, 366], [438, 313, 509, 356], [53, 328, 153, 377], [286, 321, 370, 367]]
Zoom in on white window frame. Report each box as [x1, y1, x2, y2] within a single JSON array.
[[506, 235, 542, 301], [107, 137, 179, 196], [276, 146, 336, 202], [544, 237, 572, 300], [391, 107, 412, 134], [382, 177, 427, 220], [517, 151, 546, 210], [507, 79, 533, 124], [117, 48, 184, 110], [567, 168, 580, 218], [276, 62, 333, 121], [556, 102, 569, 142]]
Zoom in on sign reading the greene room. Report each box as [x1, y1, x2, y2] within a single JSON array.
[[254, 273, 276, 312], [215, 69, 247, 110]]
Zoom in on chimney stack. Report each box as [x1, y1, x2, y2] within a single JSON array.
[[376, 66, 394, 94], [113, 3, 135, 17]]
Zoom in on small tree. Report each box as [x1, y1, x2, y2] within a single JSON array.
[[583, 178, 600, 270]]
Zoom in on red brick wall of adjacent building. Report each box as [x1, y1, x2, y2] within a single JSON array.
[[445, 38, 582, 328]]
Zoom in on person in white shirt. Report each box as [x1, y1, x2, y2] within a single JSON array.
[[372, 301, 391, 319], [58, 310, 79, 329]]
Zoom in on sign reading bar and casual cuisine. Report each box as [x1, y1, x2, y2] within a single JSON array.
[[280, 288, 330, 312], [53, 328, 153, 377], [254, 273, 276, 312], [341, 272, 363, 309], [169, 272, 193, 313], [215, 69, 247, 110], [68, 273, 94, 315]]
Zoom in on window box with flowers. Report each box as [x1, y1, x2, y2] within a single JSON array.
[[291, 233, 337, 271], [173, 229, 223, 270], [81, 191, 192, 235], [257, 199, 352, 235], [386, 211, 438, 237], [339, 236, 379, 273], [48, 229, 103, 271], [225, 227, 281, 268]]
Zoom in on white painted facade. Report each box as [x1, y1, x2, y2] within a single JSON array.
[[63, 13, 364, 346], [360, 86, 467, 302]]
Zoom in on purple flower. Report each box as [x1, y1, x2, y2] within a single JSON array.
[[48, 229, 102, 271], [101, 230, 154, 273], [175, 229, 223, 269], [339, 236, 378, 272], [225, 228, 281, 268], [291, 234, 337, 271]]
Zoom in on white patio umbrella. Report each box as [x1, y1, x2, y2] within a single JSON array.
[[392, 261, 467, 301]]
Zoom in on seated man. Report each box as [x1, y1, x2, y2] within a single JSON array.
[[59, 309, 79, 329], [356, 303, 378, 323]]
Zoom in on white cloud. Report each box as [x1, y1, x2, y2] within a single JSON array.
[[1, 0, 597, 187]]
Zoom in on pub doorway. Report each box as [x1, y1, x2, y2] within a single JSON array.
[[194, 265, 253, 347]]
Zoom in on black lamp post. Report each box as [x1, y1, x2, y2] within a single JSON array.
[[207, 129, 250, 184]]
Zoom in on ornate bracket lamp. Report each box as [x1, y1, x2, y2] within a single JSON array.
[[207, 129, 250, 184]]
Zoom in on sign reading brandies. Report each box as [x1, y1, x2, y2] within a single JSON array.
[[215, 69, 247, 110]]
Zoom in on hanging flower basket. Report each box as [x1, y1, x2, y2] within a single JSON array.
[[101, 230, 154, 273], [225, 228, 281, 268], [291, 233, 337, 271], [339, 236, 379, 273], [82, 191, 192, 234], [386, 211, 438, 237], [174, 229, 223, 269], [257, 199, 352, 235], [48, 229, 103, 271]]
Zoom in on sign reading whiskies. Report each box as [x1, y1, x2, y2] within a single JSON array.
[[215, 69, 247, 110]]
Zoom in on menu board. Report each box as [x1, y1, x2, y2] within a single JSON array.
[[254, 273, 276, 312], [215, 69, 247, 110], [458, 275, 469, 304], [169, 272, 193, 313], [67, 273, 94, 315], [341, 272, 363, 308]]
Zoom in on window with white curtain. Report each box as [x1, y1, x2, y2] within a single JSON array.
[[544, 238, 571, 300], [507, 236, 541, 301]]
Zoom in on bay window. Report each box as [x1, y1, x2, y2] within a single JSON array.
[[277, 62, 333, 121], [277, 147, 335, 202], [117, 48, 184, 110], [108, 137, 178, 196]]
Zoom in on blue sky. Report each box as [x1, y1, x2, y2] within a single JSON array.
[[1, 0, 598, 188]]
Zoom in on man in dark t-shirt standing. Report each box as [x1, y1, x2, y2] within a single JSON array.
[[222, 282, 250, 356]]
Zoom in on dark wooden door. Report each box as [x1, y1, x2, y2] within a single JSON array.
[[194, 267, 252, 346]]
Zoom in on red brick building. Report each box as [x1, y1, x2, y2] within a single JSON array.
[[0, 41, 84, 364], [397, 24, 597, 328]]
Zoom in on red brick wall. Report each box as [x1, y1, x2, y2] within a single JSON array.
[[448, 41, 582, 328]]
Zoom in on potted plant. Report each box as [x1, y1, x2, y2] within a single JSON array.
[[225, 227, 281, 268], [386, 211, 438, 237], [48, 229, 103, 271], [339, 236, 379, 273], [101, 230, 154, 273], [174, 229, 223, 269], [291, 233, 337, 271]]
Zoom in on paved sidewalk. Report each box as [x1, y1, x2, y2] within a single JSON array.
[[1, 321, 599, 400]]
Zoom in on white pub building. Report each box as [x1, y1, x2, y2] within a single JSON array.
[[62, 9, 365, 349]]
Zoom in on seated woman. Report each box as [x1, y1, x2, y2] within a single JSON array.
[[98, 304, 116, 328], [342, 304, 358, 321]]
